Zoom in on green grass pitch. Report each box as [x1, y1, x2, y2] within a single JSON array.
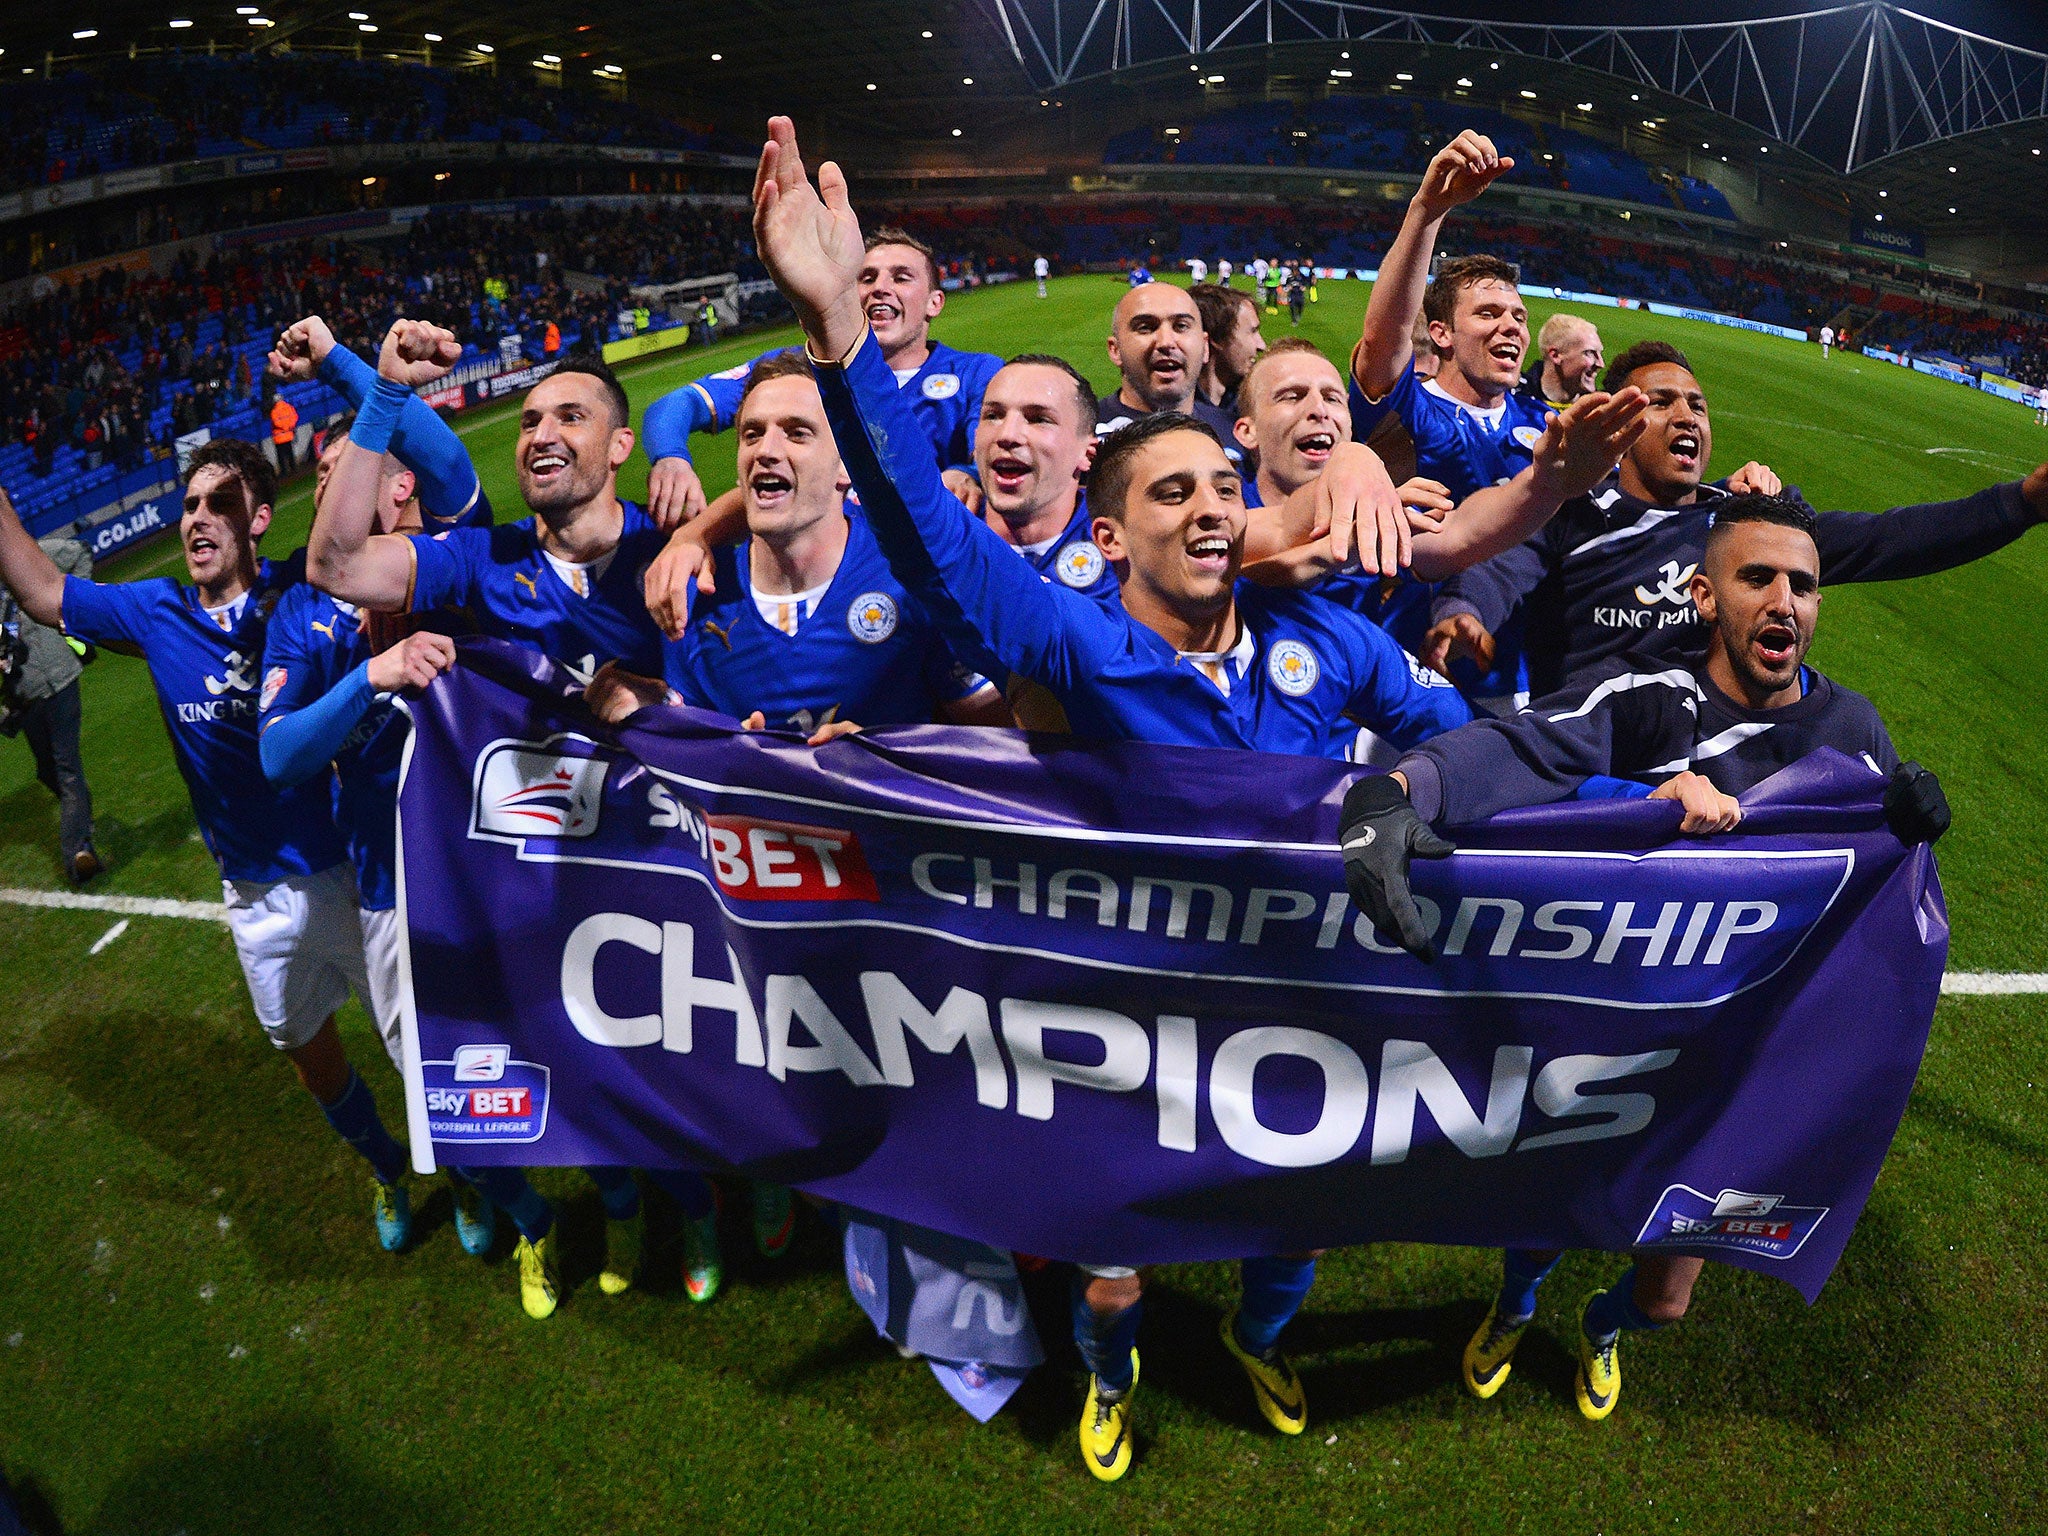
[[1, 275, 2043, 1532]]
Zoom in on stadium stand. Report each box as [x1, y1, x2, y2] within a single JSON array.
[[1105, 98, 1735, 221], [2, 53, 747, 196], [0, 201, 759, 534]]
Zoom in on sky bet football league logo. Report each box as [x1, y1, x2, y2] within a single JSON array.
[[420, 1044, 552, 1144], [1635, 1184, 1830, 1260]]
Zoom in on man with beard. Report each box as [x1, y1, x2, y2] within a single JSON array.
[[1420, 339, 2048, 696], [1337, 493, 1953, 1423], [258, 367, 559, 1319], [0, 444, 414, 1253], [309, 325, 703, 1312], [1518, 313, 1605, 412], [1095, 280, 1245, 468], [639, 227, 1001, 523]]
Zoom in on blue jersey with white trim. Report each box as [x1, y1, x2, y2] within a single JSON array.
[[817, 332, 1473, 759], [61, 558, 346, 883], [642, 341, 1004, 474], [666, 508, 988, 733], [1348, 359, 1553, 502], [407, 501, 667, 681]]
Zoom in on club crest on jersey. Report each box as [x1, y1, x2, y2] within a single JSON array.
[[259, 665, 288, 712], [1054, 541, 1106, 589], [847, 591, 900, 644], [1267, 639, 1321, 696], [921, 373, 961, 400], [1512, 424, 1544, 449], [473, 742, 609, 839]]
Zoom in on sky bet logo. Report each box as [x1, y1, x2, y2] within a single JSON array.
[[421, 1045, 552, 1144], [1634, 1183, 1829, 1260], [643, 778, 880, 904]]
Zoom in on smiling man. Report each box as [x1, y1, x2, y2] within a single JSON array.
[[1519, 313, 1605, 411], [308, 325, 702, 1313], [0, 443, 420, 1256], [1423, 339, 2048, 695], [1096, 280, 1245, 467], [743, 115, 1630, 1477], [972, 352, 1120, 603], [309, 328, 668, 685], [1339, 492, 1953, 1425], [1350, 131, 1556, 503], [638, 227, 1002, 522], [590, 351, 1007, 737]]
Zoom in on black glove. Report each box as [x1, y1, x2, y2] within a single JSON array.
[[1339, 775, 1457, 962], [1884, 760, 1950, 846]]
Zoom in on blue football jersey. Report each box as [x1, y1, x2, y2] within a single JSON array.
[[1348, 359, 1553, 502], [61, 561, 347, 883], [258, 586, 403, 909], [407, 501, 667, 680], [1007, 495, 1120, 603], [643, 341, 1004, 474], [818, 334, 1474, 759], [666, 509, 988, 733]]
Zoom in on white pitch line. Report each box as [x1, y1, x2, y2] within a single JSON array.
[[0, 887, 227, 922], [1, 886, 2041, 992], [1939, 972, 2048, 995]]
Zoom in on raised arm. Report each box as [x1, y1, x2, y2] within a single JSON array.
[[274, 315, 489, 528], [0, 488, 67, 627], [1814, 464, 2046, 584], [754, 116, 1107, 687], [1354, 131, 1513, 400], [307, 321, 464, 609]]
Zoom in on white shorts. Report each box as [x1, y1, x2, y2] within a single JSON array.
[[222, 863, 369, 1051], [359, 905, 406, 1072]]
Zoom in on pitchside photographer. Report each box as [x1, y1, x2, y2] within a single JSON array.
[[0, 532, 100, 884]]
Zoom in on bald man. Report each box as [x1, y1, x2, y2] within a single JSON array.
[[1519, 313, 1604, 411], [1094, 280, 1245, 467]]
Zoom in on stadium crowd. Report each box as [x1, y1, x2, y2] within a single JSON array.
[[0, 115, 2040, 1490], [2, 53, 743, 195], [0, 201, 756, 502]]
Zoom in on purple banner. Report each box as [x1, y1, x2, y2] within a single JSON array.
[[396, 642, 1947, 1301]]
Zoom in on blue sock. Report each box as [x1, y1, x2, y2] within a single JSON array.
[[455, 1165, 552, 1242], [588, 1166, 641, 1221], [1582, 1266, 1663, 1341], [1234, 1255, 1317, 1356], [1498, 1248, 1562, 1322], [1071, 1276, 1142, 1393], [647, 1168, 716, 1221], [318, 1068, 405, 1186]]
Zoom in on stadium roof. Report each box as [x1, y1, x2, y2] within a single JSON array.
[[5, 2, 2047, 237]]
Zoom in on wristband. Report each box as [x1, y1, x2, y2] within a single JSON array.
[[349, 375, 411, 456]]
